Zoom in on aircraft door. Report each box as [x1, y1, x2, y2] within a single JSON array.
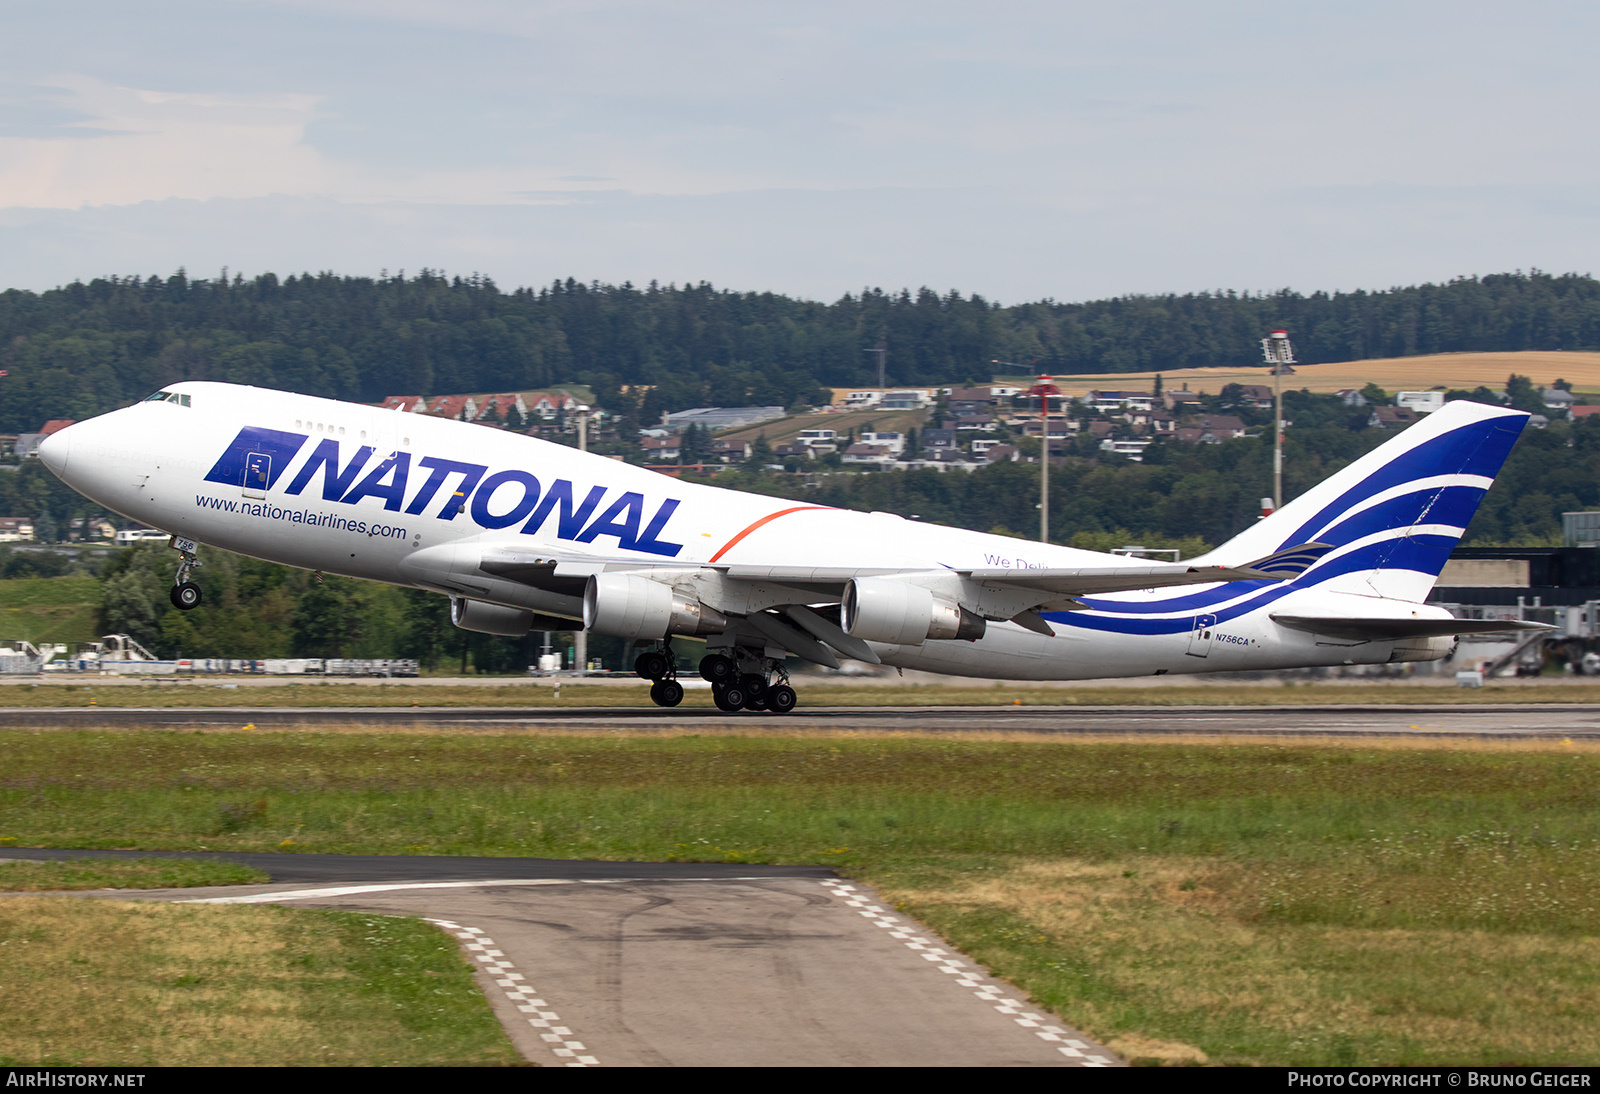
[[243, 453, 271, 499], [1186, 614, 1216, 657]]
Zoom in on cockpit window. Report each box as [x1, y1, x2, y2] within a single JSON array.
[[142, 391, 191, 407]]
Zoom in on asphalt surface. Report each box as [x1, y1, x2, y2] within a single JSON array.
[[5, 848, 1118, 1067], [0, 702, 1598, 737]]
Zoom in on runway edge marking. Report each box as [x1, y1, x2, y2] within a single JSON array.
[[819, 879, 1120, 1066], [428, 918, 600, 1067]]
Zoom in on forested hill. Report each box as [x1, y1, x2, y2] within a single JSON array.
[[3, 268, 1600, 431]]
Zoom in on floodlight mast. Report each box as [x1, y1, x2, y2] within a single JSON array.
[[1260, 330, 1296, 511], [1023, 373, 1063, 542]]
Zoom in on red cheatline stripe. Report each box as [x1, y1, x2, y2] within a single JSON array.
[[708, 506, 831, 563]]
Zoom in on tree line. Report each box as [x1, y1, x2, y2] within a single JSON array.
[[4, 268, 1600, 433]]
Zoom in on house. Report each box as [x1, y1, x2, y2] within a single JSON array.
[[1370, 406, 1420, 429], [1101, 438, 1153, 461], [842, 443, 895, 467], [1087, 390, 1154, 413], [858, 431, 905, 456], [475, 393, 529, 424], [0, 518, 34, 542], [1163, 390, 1204, 412], [796, 429, 837, 449], [1191, 414, 1247, 439], [1335, 389, 1370, 408], [1234, 385, 1276, 409], [1396, 391, 1445, 414], [380, 395, 428, 414], [425, 394, 479, 421], [639, 435, 682, 461], [524, 391, 581, 421]]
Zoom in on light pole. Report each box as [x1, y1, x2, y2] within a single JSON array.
[[864, 345, 886, 394], [1260, 330, 1296, 512], [1023, 374, 1061, 542]]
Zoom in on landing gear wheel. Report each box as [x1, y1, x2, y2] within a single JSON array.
[[712, 683, 747, 712], [766, 684, 797, 714], [699, 654, 735, 684], [742, 690, 768, 712], [171, 582, 202, 610], [649, 679, 684, 707], [635, 650, 670, 680], [739, 673, 766, 698]]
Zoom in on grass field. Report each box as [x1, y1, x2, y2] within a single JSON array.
[[0, 898, 521, 1066], [0, 857, 265, 891], [2, 727, 1597, 1066], [0, 576, 102, 647], [1003, 350, 1600, 398]]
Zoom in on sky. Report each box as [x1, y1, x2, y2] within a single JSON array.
[[2, 0, 1598, 304]]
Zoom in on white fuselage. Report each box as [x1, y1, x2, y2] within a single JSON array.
[[39, 382, 1463, 680]]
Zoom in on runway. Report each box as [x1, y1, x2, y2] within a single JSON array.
[[1, 702, 1597, 738], [3, 849, 1118, 1067]]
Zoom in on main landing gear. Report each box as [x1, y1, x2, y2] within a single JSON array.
[[635, 641, 684, 707], [635, 641, 799, 714], [699, 649, 797, 715], [170, 546, 202, 611]]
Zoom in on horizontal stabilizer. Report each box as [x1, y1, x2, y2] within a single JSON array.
[[1271, 614, 1556, 642]]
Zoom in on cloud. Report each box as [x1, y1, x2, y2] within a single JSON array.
[[0, 77, 325, 208]]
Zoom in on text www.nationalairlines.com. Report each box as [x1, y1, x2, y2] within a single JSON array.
[[195, 495, 409, 540]]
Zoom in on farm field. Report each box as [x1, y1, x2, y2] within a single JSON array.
[[1, 728, 1596, 1066], [1008, 350, 1600, 398]]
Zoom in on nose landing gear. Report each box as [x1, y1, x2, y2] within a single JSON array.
[[170, 545, 203, 611], [635, 641, 684, 707]]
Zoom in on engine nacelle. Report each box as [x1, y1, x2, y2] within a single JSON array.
[[451, 597, 534, 637], [583, 574, 728, 640], [1388, 634, 1457, 663], [842, 577, 986, 645]]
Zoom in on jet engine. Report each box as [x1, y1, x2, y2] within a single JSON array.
[[583, 574, 727, 639], [450, 597, 535, 637], [841, 577, 986, 645]]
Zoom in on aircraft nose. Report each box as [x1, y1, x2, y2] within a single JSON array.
[[37, 427, 71, 479]]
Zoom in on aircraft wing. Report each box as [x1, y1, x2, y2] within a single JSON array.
[[457, 540, 1331, 666], [957, 542, 1333, 599], [475, 542, 1315, 604]]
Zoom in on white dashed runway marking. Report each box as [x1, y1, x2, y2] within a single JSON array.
[[428, 918, 599, 1067], [820, 879, 1118, 1066]]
